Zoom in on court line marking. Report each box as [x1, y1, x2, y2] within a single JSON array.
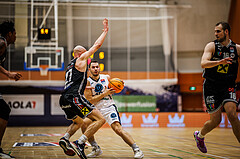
[[164, 135, 240, 148], [206, 153, 230, 159], [8, 127, 29, 155], [139, 140, 186, 158], [149, 149, 183, 159], [172, 148, 229, 159], [145, 140, 228, 159]]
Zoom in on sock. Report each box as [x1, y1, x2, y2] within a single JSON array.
[[198, 131, 205, 138], [78, 134, 88, 144], [131, 143, 139, 151], [90, 140, 99, 148], [63, 133, 70, 140]]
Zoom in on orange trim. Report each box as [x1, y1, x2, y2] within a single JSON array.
[[101, 112, 238, 128], [0, 71, 176, 80]]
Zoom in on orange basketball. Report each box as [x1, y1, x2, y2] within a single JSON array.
[[108, 78, 124, 93]]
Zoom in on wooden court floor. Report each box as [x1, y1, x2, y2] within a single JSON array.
[[2, 127, 240, 159]]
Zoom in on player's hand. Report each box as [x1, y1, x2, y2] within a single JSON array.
[[103, 18, 109, 32], [8, 72, 22, 81], [219, 57, 232, 65], [105, 88, 115, 95]]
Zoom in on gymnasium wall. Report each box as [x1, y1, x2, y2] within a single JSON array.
[[176, 0, 231, 73], [1, 0, 239, 116], [0, 0, 232, 74]]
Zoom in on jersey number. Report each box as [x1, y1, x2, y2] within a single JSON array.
[[65, 68, 73, 88], [229, 92, 236, 100]]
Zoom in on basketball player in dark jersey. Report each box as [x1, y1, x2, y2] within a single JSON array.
[[0, 21, 22, 158], [0, 37, 7, 56], [194, 22, 240, 153], [59, 18, 108, 159]]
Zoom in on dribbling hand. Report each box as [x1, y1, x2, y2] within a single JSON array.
[[8, 72, 22, 81]]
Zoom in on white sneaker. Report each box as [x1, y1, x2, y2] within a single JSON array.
[[134, 148, 144, 159], [0, 152, 15, 158], [87, 146, 103, 158]]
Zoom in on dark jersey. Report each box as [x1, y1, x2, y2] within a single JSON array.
[[63, 58, 88, 96], [203, 40, 239, 84], [0, 49, 7, 67], [0, 36, 7, 67]]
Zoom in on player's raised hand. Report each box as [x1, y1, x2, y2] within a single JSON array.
[[103, 18, 109, 32]]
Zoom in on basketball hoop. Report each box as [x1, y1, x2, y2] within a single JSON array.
[[24, 46, 64, 77], [39, 65, 49, 76]]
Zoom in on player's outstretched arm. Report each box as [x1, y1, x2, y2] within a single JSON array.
[[0, 66, 22, 81], [80, 18, 109, 61]]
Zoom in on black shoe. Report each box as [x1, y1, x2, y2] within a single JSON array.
[[72, 140, 87, 159], [0, 148, 15, 158], [59, 137, 76, 156]]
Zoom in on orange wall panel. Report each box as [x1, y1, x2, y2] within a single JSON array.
[[101, 112, 235, 128], [181, 94, 203, 112], [0, 71, 176, 81], [178, 73, 203, 93], [228, 0, 240, 82]]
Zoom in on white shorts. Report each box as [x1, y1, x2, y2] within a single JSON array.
[[98, 104, 121, 126]]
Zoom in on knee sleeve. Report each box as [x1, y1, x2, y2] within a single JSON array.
[[0, 99, 11, 121]]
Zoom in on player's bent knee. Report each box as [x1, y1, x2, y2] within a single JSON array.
[[213, 119, 221, 127], [115, 128, 124, 136], [91, 109, 105, 121], [73, 116, 83, 127], [0, 99, 11, 121], [208, 118, 221, 128], [112, 125, 123, 136], [82, 121, 90, 130], [98, 117, 106, 126], [73, 121, 82, 128], [227, 112, 238, 122]]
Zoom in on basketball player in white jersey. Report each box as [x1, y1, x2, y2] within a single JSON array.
[[82, 60, 144, 159]]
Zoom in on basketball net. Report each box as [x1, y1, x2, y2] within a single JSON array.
[[39, 65, 49, 76]]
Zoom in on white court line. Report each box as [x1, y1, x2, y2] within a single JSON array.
[[206, 153, 229, 159], [167, 146, 230, 159], [104, 149, 132, 152], [12, 142, 18, 147]]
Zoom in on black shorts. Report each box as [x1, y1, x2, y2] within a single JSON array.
[[59, 94, 95, 120], [0, 98, 11, 121], [203, 79, 237, 114]]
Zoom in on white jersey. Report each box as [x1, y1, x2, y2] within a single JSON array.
[[87, 74, 115, 109]]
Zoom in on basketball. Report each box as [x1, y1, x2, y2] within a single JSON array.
[[108, 78, 124, 93]]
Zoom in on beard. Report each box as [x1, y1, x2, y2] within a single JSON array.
[[92, 71, 99, 77], [217, 34, 226, 43]]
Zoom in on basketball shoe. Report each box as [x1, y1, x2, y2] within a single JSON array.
[[133, 148, 144, 159], [193, 131, 207, 153], [0, 148, 15, 158], [59, 137, 76, 156], [73, 140, 87, 159], [87, 146, 103, 157]]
